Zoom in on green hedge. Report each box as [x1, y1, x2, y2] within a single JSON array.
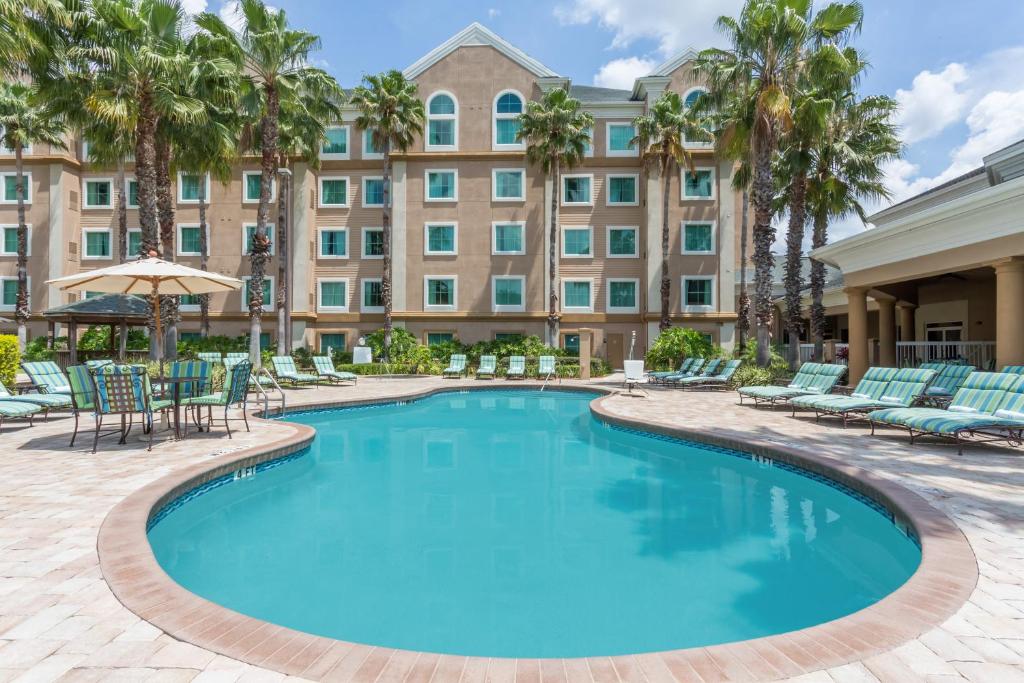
[[0, 335, 18, 388]]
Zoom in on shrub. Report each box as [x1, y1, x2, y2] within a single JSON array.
[[645, 327, 717, 370], [0, 335, 18, 388], [428, 339, 467, 362], [364, 328, 420, 363], [78, 325, 148, 351], [465, 335, 564, 365], [22, 336, 55, 362], [729, 340, 790, 388], [177, 334, 249, 358], [729, 365, 774, 389]]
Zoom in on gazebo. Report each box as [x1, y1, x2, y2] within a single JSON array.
[[42, 294, 150, 365]]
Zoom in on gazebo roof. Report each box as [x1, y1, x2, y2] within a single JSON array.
[[42, 294, 149, 325]]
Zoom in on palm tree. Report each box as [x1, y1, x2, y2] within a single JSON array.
[[0, 0, 69, 77], [0, 82, 66, 351], [697, 0, 864, 367], [196, 0, 337, 364], [517, 87, 593, 346], [350, 70, 424, 361], [633, 90, 705, 331]]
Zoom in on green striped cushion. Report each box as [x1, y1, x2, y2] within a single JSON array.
[[926, 364, 975, 396], [22, 362, 70, 394], [786, 364, 820, 389], [186, 394, 227, 407], [1001, 365, 1024, 376], [902, 412, 1020, 435], [739, 386, 811, 399], [947, 372, 1019, 413], [868, 407, 949, 427], [5, 393, 72, 408], [791, 395, 879, 412], [849, 367, 900, 400], [993, 376, 1024, 415], [0, 400, 41, 418]]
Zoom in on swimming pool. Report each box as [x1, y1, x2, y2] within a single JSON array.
[[148, 389, 921, 659]]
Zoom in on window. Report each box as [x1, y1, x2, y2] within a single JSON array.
[[179, 294, 201, 311], [242, 276, 274, 311], [427, 332, 454, 346], [362, 177, 386, 207], [321, 126, 349, 159], [319, 177, 349, 207], [0, 225, 29, 257], [606, 123, 638, 156], [562, 333, 580, 356], [82, 228, 111, 260], [582, 127, 593, 157], [362, 129, 382, 159], [562, 174, 592, 206], [362, 227, 384, 259], [320, 333, 346, 353], [683, 88, 713, 146], [426, 92, 458, 150], [492, 276, 525, 312], [607, 279, 639, 313], [176, 224, 205, 257], [318, 228, 348, 259], [561, 279, 593, 312], [562, 226, 592, 258], [492, 222, 525, 255], [606, 174, 638, 206], [125, 178, 139, 208], [83, 179, 113, 208], [177, 172, 209, 204], [243, 171, 276, 203], [127, 229, 142, 257], [0, 277, 26, 311], [361, 278, 383, 312], [243, 224, 276, 255], [607, 226, 638, 258], [424, 223, 457, 255], [492, 169, 525, 201], [682, 221, 715, 254], [317, 279, 349, 312], [682, 276, 715, 309], [1, 172, 30, 204], [493, 90, 524, 149], [682, 168, 715, 199], [424, 276, 457, 311], [425, 170, 457, 201]]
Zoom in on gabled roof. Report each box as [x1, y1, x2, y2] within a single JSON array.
[[43, 293, 149, 323], [404, 23, 559, 80], [649, 48, 700, 77], [568, 85, 635, 103]]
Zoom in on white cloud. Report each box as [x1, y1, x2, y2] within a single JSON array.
[[893, 63, 969, 145], [487, 8, 500, 19], [593, 56, 656, 89], [180, 0, 207, 13], [218, 1, 243, 31]]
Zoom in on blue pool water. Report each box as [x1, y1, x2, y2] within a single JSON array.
[[148, 390, 920, 658]]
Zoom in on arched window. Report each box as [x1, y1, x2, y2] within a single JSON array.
[[493, 90, 524, 150], [426, 92, 457, 150], [683, 87, 712, 146]]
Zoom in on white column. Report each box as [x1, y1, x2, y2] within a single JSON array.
[[391, 160, 407, 312], [645, 166, 662, 348], [717, 160, 737, 352], [48, 164, 66, 311], [290, 163, 313, 316]]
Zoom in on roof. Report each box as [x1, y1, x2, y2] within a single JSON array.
[[403, 23, 559, 80], [568, 85, 635, 103], [770, 256, 844, 299], [42, 294, 150, 323], [872, 166, 987, 217]]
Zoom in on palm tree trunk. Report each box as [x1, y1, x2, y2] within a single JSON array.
[[276, 155, 288, 356], [134, 94, 160, 360], [751, 138, 777, 368], [198, 179, 210, 338], [737, 190, 750, 350], [116, 159, 127, 262], [13, 143, 28, 352], [810, 209, 828, 361], [659, 155, 671, 331], [250, 86, 279, 365], [381, 140, 393, 361], [548, 156, 560, 347], [155, 138, 177, 360], [783, 170, 808, 370]]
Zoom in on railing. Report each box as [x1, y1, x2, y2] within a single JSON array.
[[51, 349, 150, 370], [897, 341, 996, 369], [782, 343, 849, 366]]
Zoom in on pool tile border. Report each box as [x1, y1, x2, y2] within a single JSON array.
[[97, 383, 978, 682]]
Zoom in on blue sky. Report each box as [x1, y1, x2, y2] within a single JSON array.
[[189, 0, 1024, 239]]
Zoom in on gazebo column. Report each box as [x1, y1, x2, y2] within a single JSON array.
[[845, 286, 869, 384], [47, 321, 54, 349], [108, 325, 116, 358], [119, 321, 128, 361], [68, 320, 78, 365]]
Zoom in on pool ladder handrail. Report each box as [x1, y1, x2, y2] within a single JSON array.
[[249, 367, 286, 416]]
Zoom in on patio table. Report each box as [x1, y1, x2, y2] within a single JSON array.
[[153, 375, 205, 440]]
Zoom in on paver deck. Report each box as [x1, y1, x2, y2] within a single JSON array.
[[0, 375, 1021, 682]]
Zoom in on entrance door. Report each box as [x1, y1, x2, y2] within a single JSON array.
[[607, 333, 624, 370]]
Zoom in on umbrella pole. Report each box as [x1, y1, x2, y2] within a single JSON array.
[[152, 281, 163, 377]]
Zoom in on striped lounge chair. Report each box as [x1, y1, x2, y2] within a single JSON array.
[[506, 356, 526, 380], [738, 362, 847, 407], [1001, 365, 1024, 375], [198, 352, 223, 365], [0, 399, 41, 432], [666, 358, 722, 385], [868, 372, 1024, 454], [225, 352, 273, 390], [919, 362, 975, 404], [0, 380, 73, 419], [22, 361, 72, 396], [790, 367, 936, 427], [271, 356, 319, 386], [312, 356, 358, 385], [476, 355, 497, 379], [537, 355, 556, 381], [648, 358, 701, 384], [671, 359, 742, 390], [442, 354, 467, 378]]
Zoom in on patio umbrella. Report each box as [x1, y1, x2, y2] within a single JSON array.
[[46, 257, 243, 367]]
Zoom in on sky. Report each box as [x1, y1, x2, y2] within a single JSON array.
[[184, 0, 1024, 244]]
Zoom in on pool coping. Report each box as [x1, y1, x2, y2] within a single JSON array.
[[97, 383, 979, 681]]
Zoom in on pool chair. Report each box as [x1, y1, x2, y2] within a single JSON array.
[[868, 371, 1024, 454], [442, 354, 467, 378], [165, 360, 212, 427], [226, 352, 274, 391], [737, 362, 847, 407], [85, 359, 114, 371], [22, 361, 72, 397], [223, 352, 247, 370], [647, 357, 697, 384], [271, 356, 319, 386], [1001, 365, 1024, 376], [184, 360, 251, 438], [919, 362, 975, 406], [537, 355, 556, 381], [666, 358, 721, 386], [672, 359, 742, 390], [506, 356, 526, 380], [198, 352, 223, 366], [790, 367, 937, 427], [622, 360, 647, 395], [0, 399, 41, 432], [312, 355, 358, 385], [0, 380, 73, 419], [89, 365, 158, 452], [476, 355, 497, 380]]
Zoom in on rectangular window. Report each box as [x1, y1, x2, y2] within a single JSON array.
[[582, 127, 593, 157], [179, 294, 201, 309], [362, 279, 383, 311], [322, 126, 348, 157], [320, 333, 346, 353], [319, 228, 347, 258], [83, 229, 111, 259], [495, 118, 520, 146], [492, 169, 525, 201], [683, 222, 715, 254], [1, 278, 19, 308], [363, 130, 381, 158], [683, 169, 715, 199], [427, 332, 454, 346], [607, 226, 638, 258], [362, 228, 384, 258], [492, 276, 525, 312], [243, 277, 273, 311], [562, 226, 592, 257], [1, 172, 30, 203], [363, 177, 385, 207], [425, 170, 457, 201], [178, 173, 207, 203], [84, 179, 112, 208], [562, 280, 592, 311], [607, 279, 639, 312], [429, 119, 455, 147], [126, 179, 139, 208], [492, 222, 525, 255], [243, 224, 276, 255], [607, 123, 637, 155], [0, 225, 27, 256], [424, 277, 456, 310], [177, 225, 202, 256], [244, 171, 276, 203], [128, 229, 142, 257], [319, 177, 349, 207], [606, 175, 638, 205], [563, 333, 580, 356], [683, 277, 714, 308], [425, 223, 457, 255], [318, 279, 348, 311], [562, 175, 592, 205]]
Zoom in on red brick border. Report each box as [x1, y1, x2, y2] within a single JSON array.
[[98, 385, 978, 682]]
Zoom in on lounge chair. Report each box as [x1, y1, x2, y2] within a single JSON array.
[[0, 380, 73, 418], [790, 367, 936, 427], [184, 360, 252, 438], [1001, 365, 1024, 375], [476, 355, 497, 379], [85, 359, 114, 371], [312, 355, 358, 385], [919, 362, 975, 404], [666, 358, 721, 385], [506, 356, 526, 380], [442, 354, 467, 378], [623, 360, 647, 394], [672, 359, 742, 389], [648, 357, 698, 384], [868, 371, 1024, 454], [0, 399, 41, 432], [537, 355, 556, 381], [271, 356, 319, 386], [738, 362, 847, 407], [226, 352, 273, 390], [66, 365, 97, 447], [198, 352, 223, 365], [22, 361, 72, 396]]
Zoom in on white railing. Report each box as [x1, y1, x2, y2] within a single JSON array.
[[897, 341, 995, 369], [782, 343, 848, 365]]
